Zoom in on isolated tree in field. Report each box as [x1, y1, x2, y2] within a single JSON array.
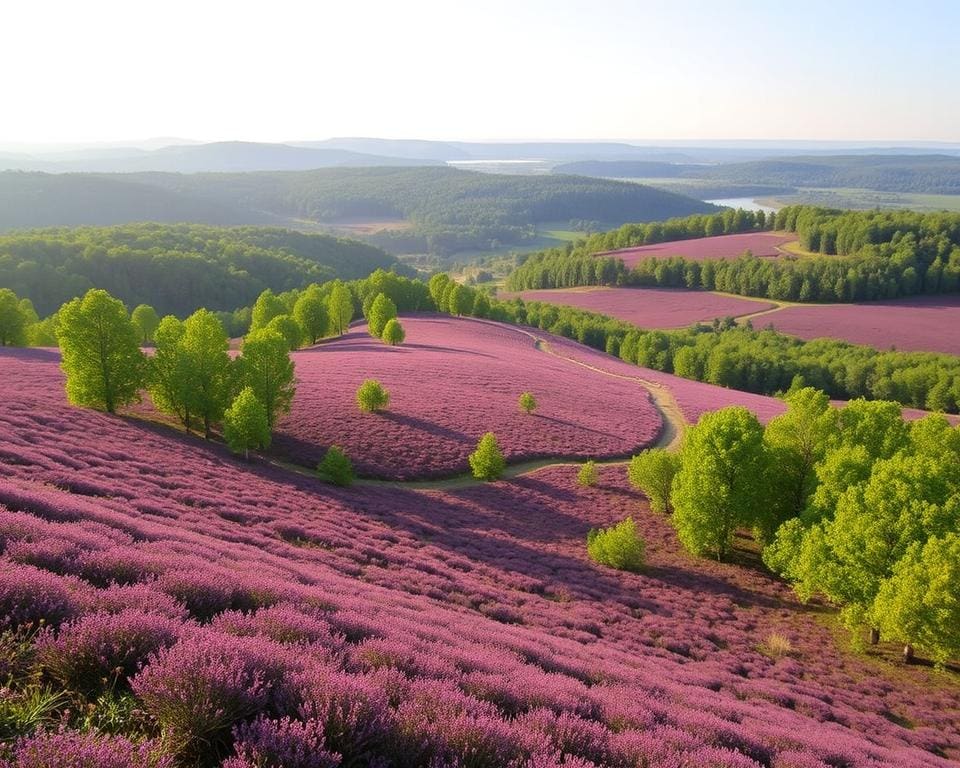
[[223, 387, 270, 461], [327, 281, 354, 336], [237, 328, 296, 428], [131, 304, 160, 345], [469, 432, 506, 481], [587, 517, 645, 572], [148, 315, 193, 429], [181, 309, 233, 438], [317, 446, 354, 487], [356, 379, 390, 413], [57, 289, 144, 413], [366, 292, 398, 338], [381, 318, 405, 346], [627, 448, 681, 514], [293, 285, 329, 345], [518, 392, 537, 414], [873, 533, 960, 665], [0, 288, 27, 347], [266, 314, 304, 351], [250, 289, 287, 333], [577, 460, 598, 487], [671, 407, 770, 559]]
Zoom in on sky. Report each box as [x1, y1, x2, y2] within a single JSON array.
[[3, 0, 958, 147]]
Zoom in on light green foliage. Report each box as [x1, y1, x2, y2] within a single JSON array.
[[0, 288, 28, 347], [56, 289, 145, 413], [148, 315, 192, 429], [17, 298, 39, 326], [909, 414, 960, 463], [317, 446, 354, 487], [266, 314, 304, 351], [587, 517, 645, 572], [836, 399, 910, 461], [250, 289, 287, 333], [873, 534, 960, 665], [327, 281, 354, 336], [518, 392, 537, 414], [577, 461, 598, 487], [627, 448, 681, 514], [381, 318, 405, 346], [356, 379, 390, 413], [237, 328, 296, 428], [471, 292, 491, 318], [671, 407, 771, 559], [428, 273, 452, 312], [806, 443, 873, 519], [448, 284, 473, 316], [180, 309, 233, 437], [293, 285, 329, 345], [130, 304, 160, 344], [468, 432, 506, 481], [366, 292, 398, 338], [26, 314, 58, 347], [223, 387, 271, 460]]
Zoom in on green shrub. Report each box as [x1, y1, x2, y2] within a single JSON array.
[[586, 517, 645, 572], [518, 392, 537, 414], [381, 318, 405, 346], [577, 461, 598, 487], [317, 446, 354, 487], [356, 379, 390, 413], [469, 432, 506, 481]]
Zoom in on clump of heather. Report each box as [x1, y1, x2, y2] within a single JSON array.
[[36, 609, 182, 695], [0, 560, 84, 631], [156, 569, 274, 622], [211, 604, 344, 651], [90, 583, 189, 619], [0, 729, 172, 768], [223, 716, 341, 768]]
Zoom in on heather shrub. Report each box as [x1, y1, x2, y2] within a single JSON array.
[[586, 518, 645, 573], [0, 560, 83, 631], [36, 609, 182, 695], [469, 432, 506, 481], [1, 729, 172, 768], [519, 391, 537, 414], [91, 584, 189, 619], [576, 461, 598, 487], [212, 605, 344, 650], [317, 446, 354, 487], [356, 379, 389, 413], [157, 569, 274, 622], [224, 716, 341, 768]]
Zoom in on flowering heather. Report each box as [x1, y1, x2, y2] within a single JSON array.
[[599, 232, 797, 268], [0, 345, 958, 766], [758, 293, 960, 355], [509, 287, 774, 329], [274, 315, 663, 478], [0, 729, 172, 768]]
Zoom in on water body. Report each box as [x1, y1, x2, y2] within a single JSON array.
[[705, 197, 778, 213]]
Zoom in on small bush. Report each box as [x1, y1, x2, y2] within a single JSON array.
[[356, 379, 390, 413], [469, 432, 506, 481], [0, 561, 83, 631], [577, 461, 598, 487], [759, 632, 795, 659], [225, 716, 340, 768], [381, 318, 405, 346], [586, 518, 645, 573], [1, 729, 172, 768], [317, 446, 354, 487], [627, 449, 680, 514], [518, 392, 537, 414]]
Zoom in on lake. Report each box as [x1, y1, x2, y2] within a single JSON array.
[[705, 197, 779, 213]]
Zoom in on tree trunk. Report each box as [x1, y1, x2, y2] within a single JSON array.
[[204, 415, 211, 440], [903, 644, 915, 663], [869, 627, 880, 645]]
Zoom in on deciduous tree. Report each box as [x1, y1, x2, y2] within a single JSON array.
[[327, 282, 354, 336], [627, 448, 681, 514], [131, 304, 160, 345], [293, 285, 329, 345], [469, 432, 506, 481], [0, 288, 27, 347], [356, 379, 390, 413], [237, 329, 296, 428], [381, 318, 405, 346], [366, 293, 397, 338], [223, 387, 270, 461]]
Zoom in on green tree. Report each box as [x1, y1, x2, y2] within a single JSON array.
[[381, 318, 405, 346], [366, 293, 398, 338], [587, 517, 645, 572], [469, 432, 506, 481], [356, 379, 390, 413], [181, 309, 233, 438], [56, 289, 145, 413], [428, 273, 452, 311], [148, 315, 193, 430], [317, 446, 354, 487], [874, 533, 960, 665], [237, 328, 296, 428], [223, 387, 270, 461], [17, 297, 39, 326], [131, 304, 160, 345], [266, 314, 304, 351], [518, 392, 537, 414], [448, 284, 473, 316], [577, 460, 598, 487], [250, 289, 286, 333], [293, 285, 329, 345], [671, 407, 771, 559], [627, 448, 681, 514], [327, 281, 354, 336], [0, 288, 27, 347]]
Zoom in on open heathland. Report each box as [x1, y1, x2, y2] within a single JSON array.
[[0, 345, 958, 767], [599, 232, 798, 268], [274, 315, 663, 479], [509, 287, 775, 329], [757, 294, 960, 356]]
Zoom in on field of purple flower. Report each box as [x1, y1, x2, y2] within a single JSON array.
[[273, 315, 663, 478], [1, 346, 958, 767]]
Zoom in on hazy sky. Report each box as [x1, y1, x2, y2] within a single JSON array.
[[5, 0, 958, 145]]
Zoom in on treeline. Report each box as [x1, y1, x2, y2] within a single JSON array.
[[0, 223, 406, 317], [506, 206, 960, 303], [631, 393, 960, 664]]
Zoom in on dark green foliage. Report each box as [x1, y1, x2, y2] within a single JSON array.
[[317, 446, 355, 487], [586, 518, 645, 572]]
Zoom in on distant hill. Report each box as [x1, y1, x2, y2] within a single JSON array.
[[552, 160, 703, 178], [0, 167, 717, 258]]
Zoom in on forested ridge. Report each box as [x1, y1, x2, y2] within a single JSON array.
[[507, 206, 960, 302]]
